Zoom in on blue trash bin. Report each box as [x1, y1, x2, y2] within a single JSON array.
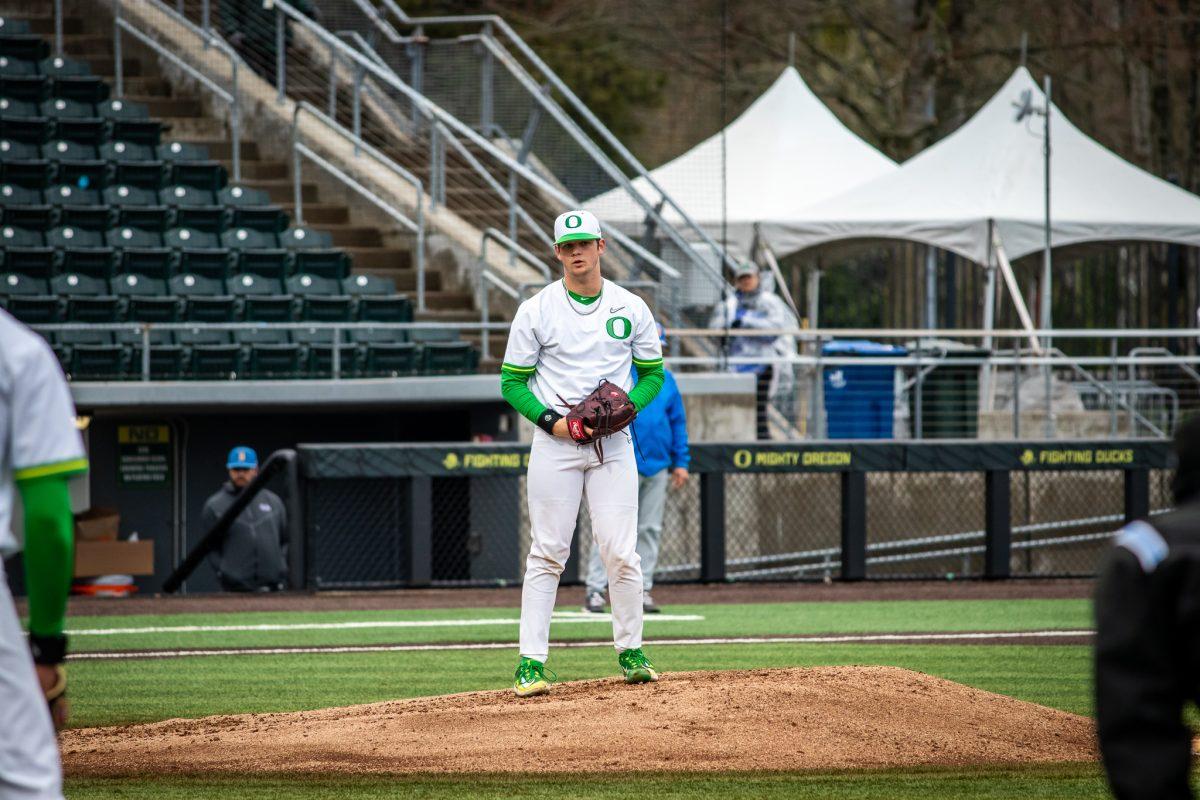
[[822, 340, 906, 439]]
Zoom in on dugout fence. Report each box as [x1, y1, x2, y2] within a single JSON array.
[[295, 440, 1173, 589]]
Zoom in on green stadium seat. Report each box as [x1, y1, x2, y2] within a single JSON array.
[[42, 139, 95, 160], [107, 226, 161, 249], [170, 272, 236, 321], [100, 141, 155, 162], [3, 290, 59, 323], [1, 224, 44, 247], [98, 99, 147, 120], [0, 137, 38, 157], [172, 162, 227, 192], [243, 341, 301, 379], [46, 225, 104, 248], [54, 160, 107, 189], [0, 115, 54, 145], [58, 205, 113, 232], [52, 76, 108, 105], [218, 185, 271, 206], [52, 271, 119, 321], [343, 273, 413, 324], [1, 224, 56, 277], [165, 227, 220, 250], [1, 271, 49, 297], [0, 158, 53, 188], [1, 75, 49, 102], [292, 327, 355, 378], [230, 206, 287, 233], [38, 56, 90, 77], [0, 19, 31, 34], [53, 116, 107, 146], [187, 342, 241, 379], [0, 35, 49, 62], [173, 205, 226, 233], [104, 184, 160, 206], [281, 226, 333, 249], [58, 247, 115, 279], [40, 97, 92, 119], [286, 273, 352, 321], [112, 119, 162, 146], [356, 331, 416, 378], [229, 273, 294, 322], [47, 184, 99, 206], [67, 342, 125, 381], [0, 95, 36, 114], [112, 272, 179, 322], [176, 248, 232, 281], [0, 182, 53, 230], [160, 185, 215, 207], [293, 249, 349, 281], [116, 247, 175, 281], [177, 327, 232, 347], [236, 249, 290, 281], [112, 160, 166, 189], [116, 328, 184, 381], [0, 55, 36, 76], [116, 205, 171, 232], [157, 141, 210, 162], [419, 341, 478, 375], [221, 227, 277, 250], [59, 328, 113, 347]]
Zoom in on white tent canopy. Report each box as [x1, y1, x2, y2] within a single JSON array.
[[765, 67, 1200, 264], [584, 66, 897, 249]]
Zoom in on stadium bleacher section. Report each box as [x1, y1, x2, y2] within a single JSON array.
[[0, 14, 478, 380]]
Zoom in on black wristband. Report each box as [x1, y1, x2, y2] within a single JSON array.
[[536, 409, 562, 436], [29, 633, 67, 665]]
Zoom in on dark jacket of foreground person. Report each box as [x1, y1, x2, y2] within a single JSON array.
[[1095, 424, 1200, 800], [201, 483, 288, 592]]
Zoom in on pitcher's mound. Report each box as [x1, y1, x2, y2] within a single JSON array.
[[62, 666, 1096, 776]]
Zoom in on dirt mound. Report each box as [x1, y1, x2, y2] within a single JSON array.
[[62, 667, 1097, 776]]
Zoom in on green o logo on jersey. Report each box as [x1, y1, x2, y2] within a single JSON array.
[[565, 214, 582, 229], [606, 316, 632, 339]]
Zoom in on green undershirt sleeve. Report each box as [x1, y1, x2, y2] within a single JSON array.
[[501, 363, 549, 426], [629, 359, 665, 411], [19, 475, 75, 637]]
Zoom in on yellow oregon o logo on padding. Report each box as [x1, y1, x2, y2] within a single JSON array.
[[733, 449, 752, 468], [443, 453, 459, 469]]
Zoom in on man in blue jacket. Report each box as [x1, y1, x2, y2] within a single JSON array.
[[584, 325, 690, 614]]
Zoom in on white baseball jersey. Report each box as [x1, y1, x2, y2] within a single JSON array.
[[503, 278, 662, 409], [0, 309, 87, 556]]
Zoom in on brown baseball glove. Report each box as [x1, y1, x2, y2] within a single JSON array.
[[557, 380, 637, 463]]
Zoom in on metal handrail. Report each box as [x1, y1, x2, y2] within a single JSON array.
[[480, 228, 552, 281], [1130, 346, 1200, 387], [291, 101, 426, 308], [265, 0, 682, 287], [124, 0, 242, 181], [372, 0, 740, 283]]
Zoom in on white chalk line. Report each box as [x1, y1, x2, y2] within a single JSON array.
[[67, 629, 1093, 661], [64, 612, 705, 636]]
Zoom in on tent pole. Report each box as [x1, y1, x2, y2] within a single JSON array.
[[991, 227, 1040, 352], [1041, 75, 1054, 438], [981, 220, 997, 411], [924, 245, 937, 330]]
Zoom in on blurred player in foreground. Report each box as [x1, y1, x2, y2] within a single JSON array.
[[500, 209, 664, 697], [584, 322, 690, 614], [0, 308, 88, 799], [1095, 415, 1200, 800]]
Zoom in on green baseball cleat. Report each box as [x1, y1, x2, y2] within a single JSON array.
[[513, 657, 555, 697], [618, 647, 659, 683]]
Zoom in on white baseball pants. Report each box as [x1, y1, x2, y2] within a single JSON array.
[[0, 569, 64, 800], [519, 428, 642, 662]]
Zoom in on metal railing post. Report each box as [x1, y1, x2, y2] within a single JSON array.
[[290, 107, 304, 225], [201, 0, 211, 41], [327, 42, 338, 119], [275, 6, 286, 104], [408, 26, 424, 129], [176, 0, 184, 12], [331, 326, 341, 379], [507, 170, 518, 270], [1013, 342, 1021, 438], [914, 348, 924, 439], [480, 271, 490, 362], [113, 0, 124, 98], [352, 61, 364, 156], [230, 60, 240, 183], [140, 324, 151, 381], [1110, 337, 1119, 437], [480, 22, 494, 134], [54, 0, 63, 57]]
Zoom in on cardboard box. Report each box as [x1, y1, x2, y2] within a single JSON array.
[[75, 508, 120, 542], [74, 540, 154, 577]]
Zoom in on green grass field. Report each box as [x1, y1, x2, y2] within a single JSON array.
[[59, 596, 1123, 799]]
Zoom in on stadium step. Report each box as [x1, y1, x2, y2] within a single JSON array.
[[217, 159, 289, 180], [58, 33, 113, 56], [127, 95, 205, 119], [277, 203, 349, 225], [320, 225, 383, 248], [18, 16, 85, 35], [242, 179, 322, 204], [342, 247, 412, 271], [82, 56, 142, 76], [362, 268, 442, 292]]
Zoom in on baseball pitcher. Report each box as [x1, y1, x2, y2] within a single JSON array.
[[501, 209, 665, 696], [0, 307, 88, 799]]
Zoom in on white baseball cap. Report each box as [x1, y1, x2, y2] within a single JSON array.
[[553, 209, 602, 245]]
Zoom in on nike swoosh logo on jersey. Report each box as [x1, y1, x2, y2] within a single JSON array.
[[609, 305, 625, 313]]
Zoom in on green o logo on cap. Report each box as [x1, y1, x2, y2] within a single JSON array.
[[606, 316, 632, 339], [565, 214, 582, 229]]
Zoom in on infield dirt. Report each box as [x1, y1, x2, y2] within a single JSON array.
[[62, 666, 1097, 775]]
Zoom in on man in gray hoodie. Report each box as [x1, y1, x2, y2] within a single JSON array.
[[202, 446, 288, 592]]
